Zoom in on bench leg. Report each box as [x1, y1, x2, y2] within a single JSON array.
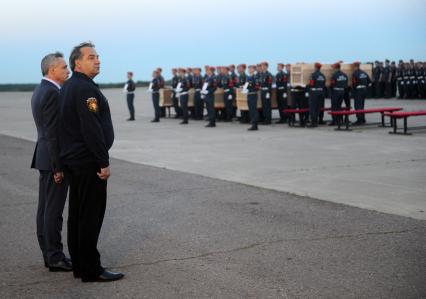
[[393, 117, 397, 134], [381, 113, 385, 127], [404, 117, 408, 134]]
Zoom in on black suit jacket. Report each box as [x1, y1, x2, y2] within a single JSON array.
[[31, 79, 62, 171]]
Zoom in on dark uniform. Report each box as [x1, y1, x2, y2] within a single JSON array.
[[308, 69, 326, 127], [178, 75, 190, 124], [171, 73, 182, 118], [150, 75, 163, 122], [59, 71, 114, 281], [396, 63, 405, 99], [330, 68, 348, 124], [383, 61, 392, 98], [415, 64, 424, 99], [230, 70, 239, 118], [352, 66, 371, 123], [275, 69, 289, 123], [237, 70, 249, 123], [221, 73, 235, 121], [158, 74, 166, 117], [390, 62, 397, 98], [260, 70, 273, 124], [192, 73, 204, 120], [202, 73, 217, 127], [373, 62, 381, 98], [125, 78, 136, 120], [246, 73, 259, 130]]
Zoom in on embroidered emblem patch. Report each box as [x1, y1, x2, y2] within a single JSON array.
[[86, 98, 98, 112]]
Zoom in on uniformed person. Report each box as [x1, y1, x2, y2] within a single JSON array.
[[221, 66, 234, 122], [419, 62, 426, 99], [58, 42, 123, 282], [352, 61, 371, 124], [390, 61, 397, 98], [237, 64, 249, 123], [150, 70, 163, 122], [176, 68, 190, 124], [201, 67, 217, 127], [330, 62, 348, 125], [192, 67, 204, 120], [307, 62, 326, 127], [372, 61, 381, 98], [229, 64, 239, 118], [396, 61, 405, 99], [156, 68, 166, 117], [409, 59, 418, 99], [383, 59, 392, 98], [246, 65, 260, 131], [259, 62, 273, 124], [275, 63, 289, 123], [171, 68, 182, 118], [124, 71, 136, 121]]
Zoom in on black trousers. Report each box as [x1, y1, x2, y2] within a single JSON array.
[[224, 92, 233, 121], [172, 92, 182, 116], [397, 81, 405, 98], [276, 88, 288, 121], [37, 170, 69, 264], [204, 93, 215, 125], [354, 88, 367, 122], [331, 90, 345, 122], [194, 91, 203, 120], [293, 91, 308, 124], [67, 164, 107, 280], [247, 93, 258, 126], [126, 93, 135, 119], [309, 91, 324, 125], [180, 94, 189, 122], [384, 82, 392, 98], [152, 92, 160, 120], [261, 90, 272, 123]]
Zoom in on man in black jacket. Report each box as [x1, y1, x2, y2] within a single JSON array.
[[31, 52, 72, 272], [59, 42, 123, 283]]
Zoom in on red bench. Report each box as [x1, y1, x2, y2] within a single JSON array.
[[283, 107, 331, 127], [328, 107, 403, 130], [384, 110, 426, 135]]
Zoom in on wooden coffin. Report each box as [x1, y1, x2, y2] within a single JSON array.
[[188, 89, 195, 108], [159, 88, 173, 107], [291, 63, 373, 87], [214, 88, 225, 109], [236, 88, 279, 110]]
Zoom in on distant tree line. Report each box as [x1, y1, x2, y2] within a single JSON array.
[[0, 81, 153, 92]]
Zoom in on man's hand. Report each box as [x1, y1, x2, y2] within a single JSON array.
[[53, 172, 64, 184], [97, 166, 110, 180]]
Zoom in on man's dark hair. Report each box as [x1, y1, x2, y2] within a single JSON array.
[[69, 42, 95, 71], [41, 52, 64, 76]]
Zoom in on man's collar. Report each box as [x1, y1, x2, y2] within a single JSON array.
[[73, 72, 98, 86], [42, 77, 61, 90]]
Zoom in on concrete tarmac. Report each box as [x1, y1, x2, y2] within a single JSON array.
[[0, 135, 425, 298], [1, 89, 425, 219]]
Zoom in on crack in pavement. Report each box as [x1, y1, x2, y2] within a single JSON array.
[[115, 229, 412, 269], [1, 229, 414, 289]]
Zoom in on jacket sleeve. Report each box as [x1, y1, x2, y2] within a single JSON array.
[[75, 86, 110, 168], [42, 89, 62, 172]]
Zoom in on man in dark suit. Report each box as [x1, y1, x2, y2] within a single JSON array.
[[31, 52, 72, 272]]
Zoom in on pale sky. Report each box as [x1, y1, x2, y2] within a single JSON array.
[[1, 0, 425, 83]]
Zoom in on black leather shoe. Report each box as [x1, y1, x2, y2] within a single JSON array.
[[248, 125, 258, 131], [275, 119, 285, 124], [205, 123, 216, 127], [82, 270, 124, 283], [49, 258, 73, 272], [127, 118, 135, 121], [180, 120, 188, 125], [151, 119, 159, 123], [44, 261, 48, 268], [307, 124, 318, 128]]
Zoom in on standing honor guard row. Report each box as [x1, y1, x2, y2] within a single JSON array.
[[145, 59, 423, 130]]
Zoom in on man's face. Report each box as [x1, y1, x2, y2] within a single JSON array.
[[75, 47, 100, 78], [51, 57, 69, 85], [249, 68, 255, 75], [127, 73, 132, 80], [277, 65, 283, 72], [194, 69, 200, 76]]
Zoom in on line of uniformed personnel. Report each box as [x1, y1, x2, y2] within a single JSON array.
[[145, 60, 424, 130], [373, 59, 426, 99]]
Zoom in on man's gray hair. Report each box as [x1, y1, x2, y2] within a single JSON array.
[[41, 52, 64, 76], [69, 41, 95, 71]]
